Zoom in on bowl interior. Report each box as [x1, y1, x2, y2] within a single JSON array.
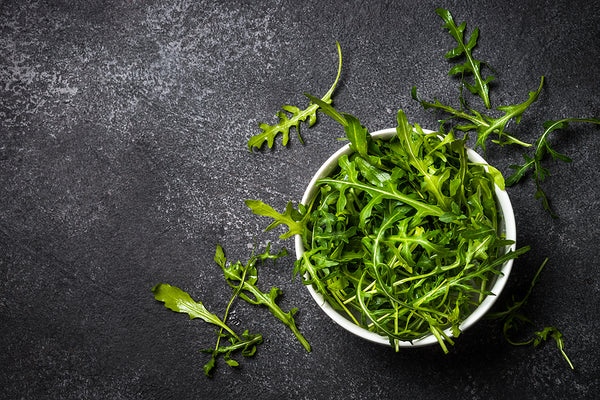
[[294, 128, 516, 347]]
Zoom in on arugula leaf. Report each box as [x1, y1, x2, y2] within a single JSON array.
[[533, 327, 573, 370], [315, 176, 445, 218], [412, 77, 543, 154], [152, 283, 239, 340], [396, 110, 452, 209], [247, 42, 343, 152], [217, 244, 311, 352], [507, 117, 600, 217], [204, 243, 256, 376], [487, 258, 573, 369], [436, 8, 495, 109], [303, 93, 372, 159], [303, 92, 348, 126], [477, 77, 544, 152], [245, 199, 307, 239]]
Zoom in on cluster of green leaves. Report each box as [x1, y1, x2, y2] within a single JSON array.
[[247, 42, 343, 152], [152, 243, 308, 377], [412, 7, 539, 153], [414, 8, 599, 216], [487, 258, 573, 369], [152, 282, 261, 377], [251, 106, 528, 352]]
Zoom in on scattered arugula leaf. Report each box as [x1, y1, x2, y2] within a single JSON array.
[[412, 77, 542, 154], [200, 330, 263, 376], [435, 8, 495, 109], [215, 243, 311, 352], [247, 42, 343, 152], [151, 283, 240, 340], [202, 244, 255, 376], [487, 258, 573, 369], [506, 118, 600, 217]]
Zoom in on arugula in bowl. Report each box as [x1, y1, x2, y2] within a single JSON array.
[[287, 107, 528, 352]]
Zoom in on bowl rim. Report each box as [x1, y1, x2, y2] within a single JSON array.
[[294, 127, 517, 347]]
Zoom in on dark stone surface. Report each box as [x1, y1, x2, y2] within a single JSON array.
[[1, 0, 599, 398]]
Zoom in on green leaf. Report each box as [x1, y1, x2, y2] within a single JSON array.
[[533, 327, 574, 370], [411, 85, 534, 153], [436, 8, 494, 109], [214, 244, 227, 268], [485, 164, 505, 190], [317, 176, 445, 218], [302, 94, 372, 160], [343, 113, 370, 158], [200, 330, 264, 377], [303, 92, 348, 126], [202, 355, 216, 377], [506, 153, 534, 186], [487, 258, 574, 369], [152, 283, 239, 340], [245, 199, 307, 239], [396, 109, 452, 209], [474, 77, 544, 154], [217, 244, 311, 352], [248, 42, 343, 151]]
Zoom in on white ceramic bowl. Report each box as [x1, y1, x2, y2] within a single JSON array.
[[294, 128, 516, 348]]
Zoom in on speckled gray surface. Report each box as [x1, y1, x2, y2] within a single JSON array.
[[1, 0, 599, 399]]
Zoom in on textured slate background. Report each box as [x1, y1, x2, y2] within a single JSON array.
[[1, 0, 599, 399]]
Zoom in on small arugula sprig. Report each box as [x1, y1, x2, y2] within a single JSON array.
[[411, 78, 542, 154], [245, 199, 309, 239], [247, 42, 343, 152], [435, 8, 495, 109], [215, 243, 311, 352], [506, 118, 600, 217], [199, 330, 263, 375], [152, 242, 305, 377], [488, 258, 574, 369]]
